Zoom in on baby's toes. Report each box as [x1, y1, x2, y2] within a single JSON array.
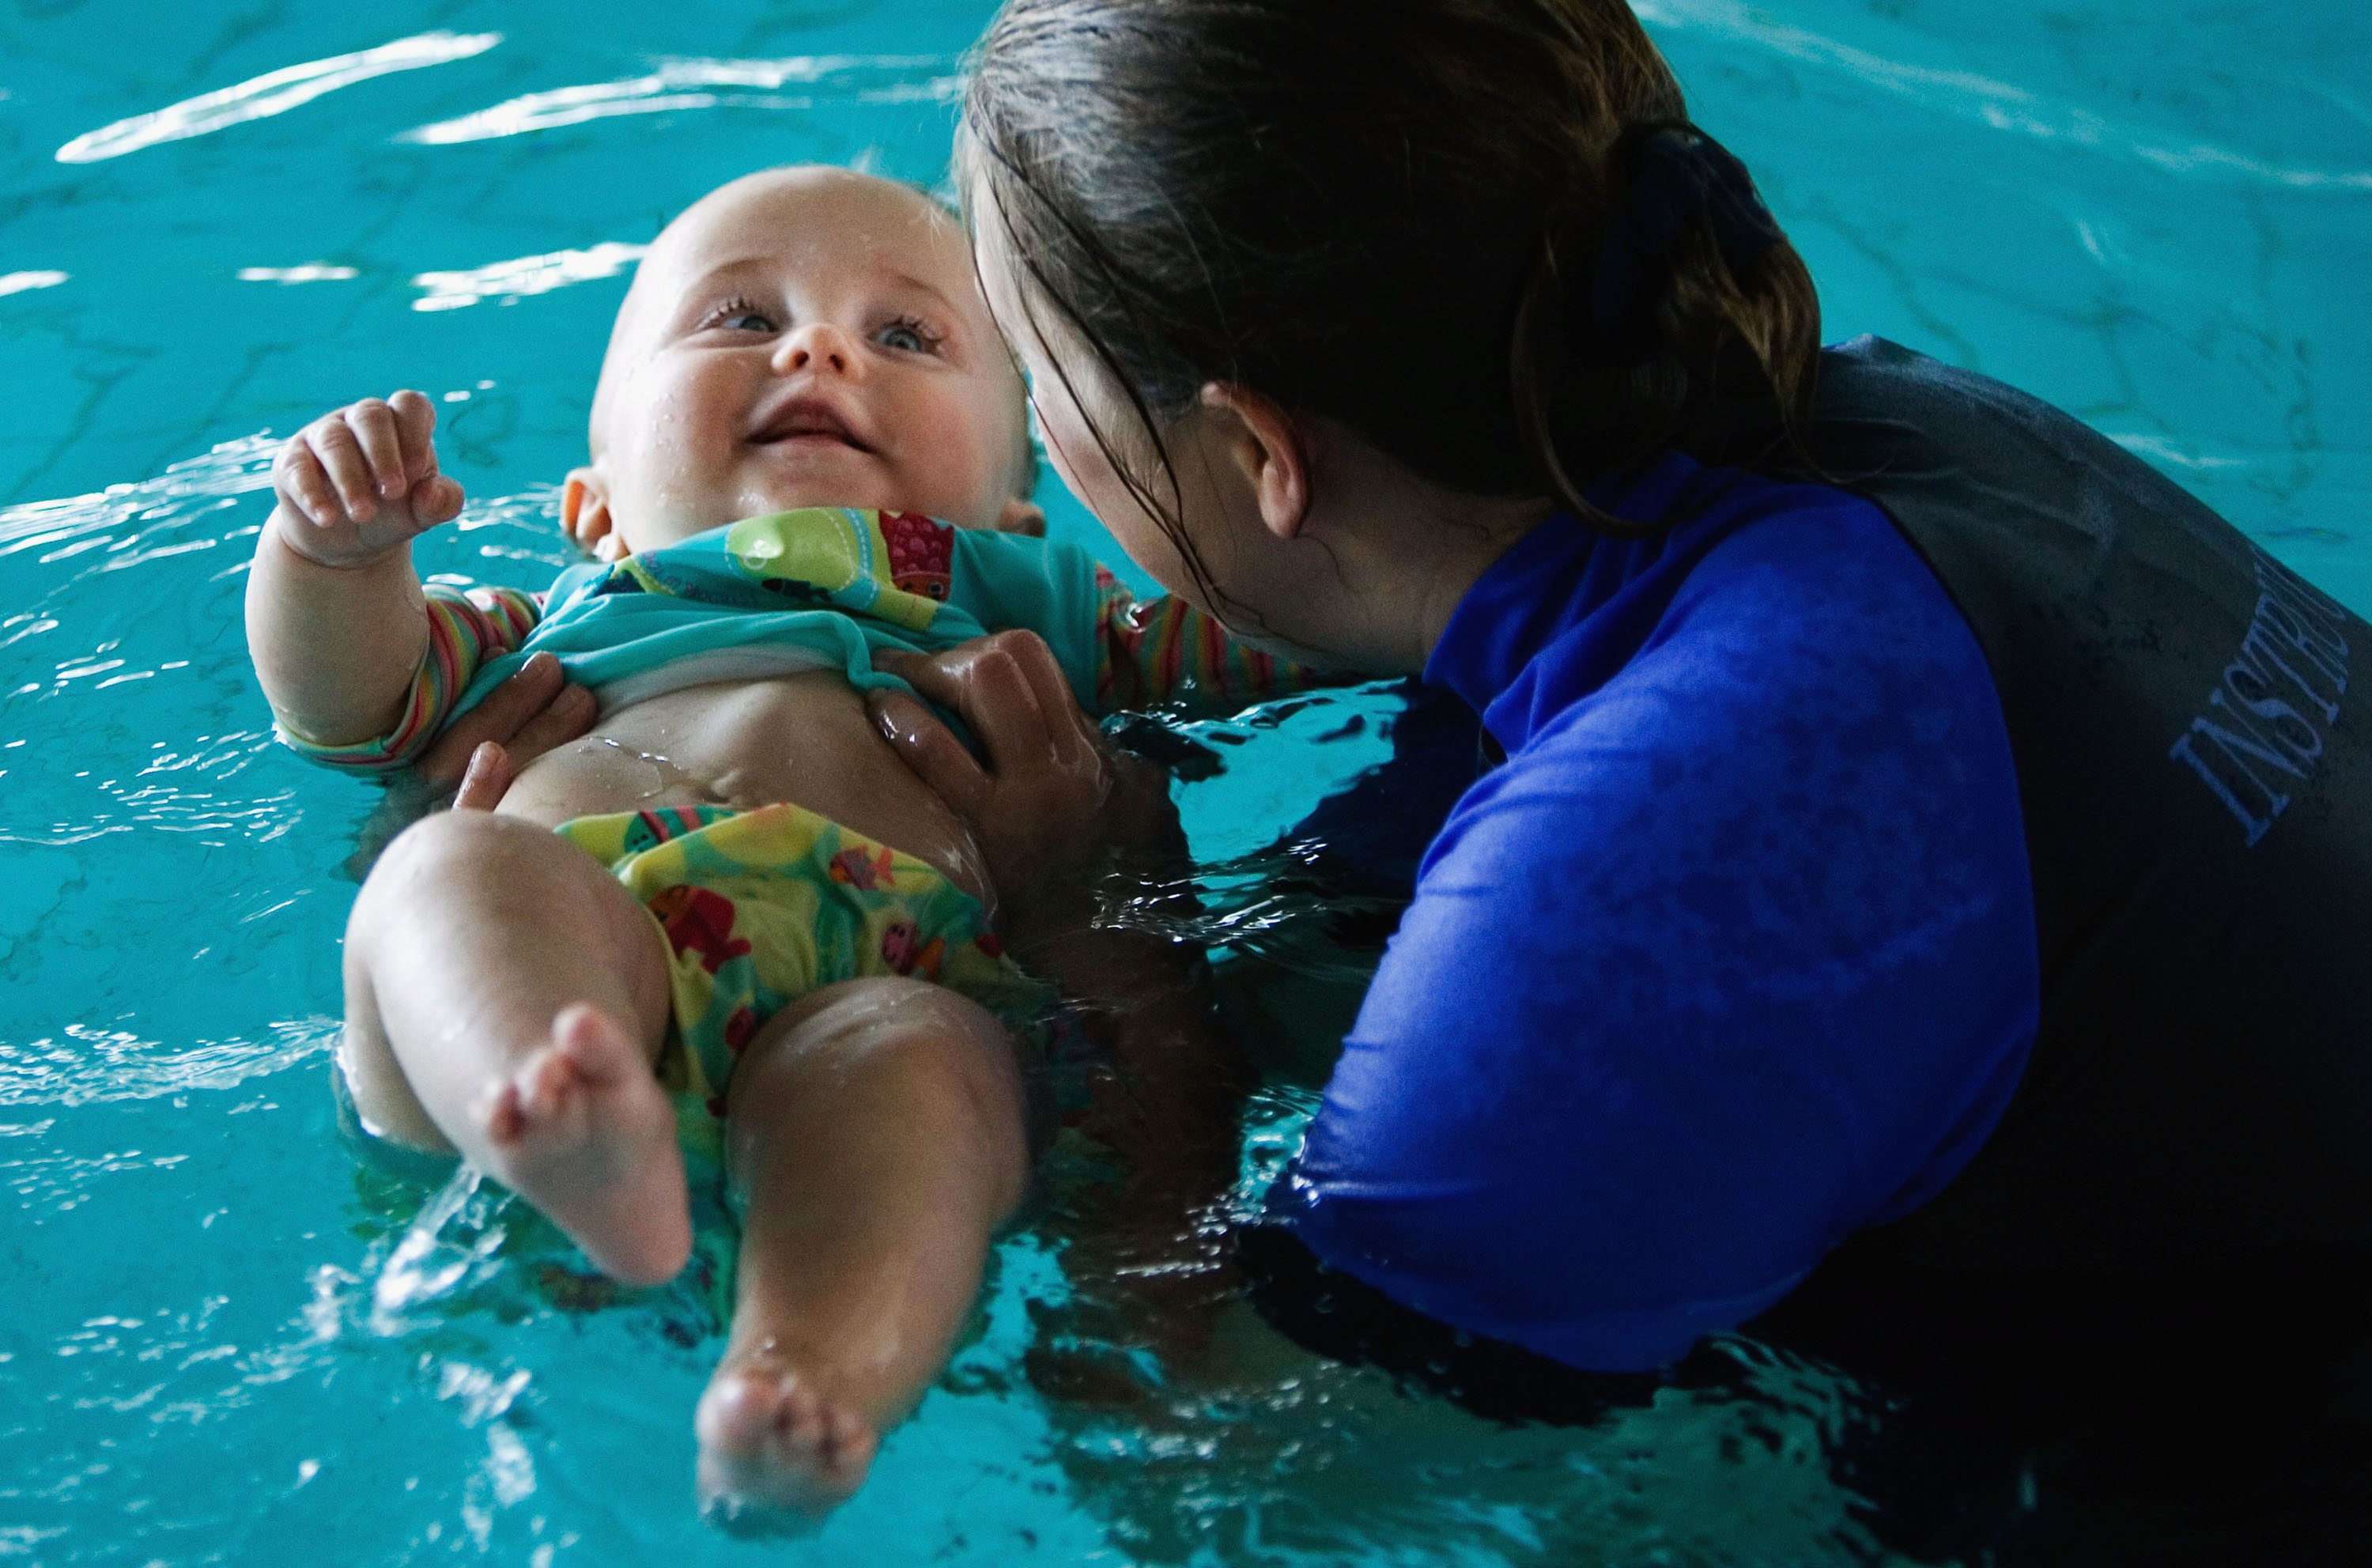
[[767, 1377, 815, 1445], [816, 1403, 874, 1479], [482, 1045, 579, 1148], [482, 1076, 531, 1146], [697, 1364, 791, 1452], [518, 1043, 583, 1120]]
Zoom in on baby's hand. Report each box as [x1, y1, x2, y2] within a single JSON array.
[[270, 391, 466, 569]]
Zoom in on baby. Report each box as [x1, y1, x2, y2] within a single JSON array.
[[244, 167, 1294, 1521]]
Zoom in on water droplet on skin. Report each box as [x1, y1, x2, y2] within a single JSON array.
[[593, 736, 701, 801]]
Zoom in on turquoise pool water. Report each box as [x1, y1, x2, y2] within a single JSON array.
[[2, 2, 2367, 1563]]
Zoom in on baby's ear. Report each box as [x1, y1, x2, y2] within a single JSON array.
[[991, 497, 1047, 538], [561, 469, 625, 561]]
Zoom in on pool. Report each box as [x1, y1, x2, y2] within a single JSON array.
[[2, 1, 2366, 1563]]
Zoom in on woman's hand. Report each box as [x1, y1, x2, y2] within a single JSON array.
[[414, 651, 597, 810], [868, 631, 1184, 966], [340, 654, 595, 880]]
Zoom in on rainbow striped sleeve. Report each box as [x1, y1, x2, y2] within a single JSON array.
[[281, 584, 542, 773], [1090, 566, 1324, 714]]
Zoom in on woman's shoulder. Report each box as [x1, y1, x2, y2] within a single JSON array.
[[1469, 459, 1993, 768], [1424, 472, 2033, 1018]]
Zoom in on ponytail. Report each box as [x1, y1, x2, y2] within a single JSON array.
[[1512, 122, 1822, 529]]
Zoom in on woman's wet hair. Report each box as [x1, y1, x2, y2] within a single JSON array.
[[961, 0, 1822, 562]]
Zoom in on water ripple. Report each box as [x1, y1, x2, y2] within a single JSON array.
[[6, 1147, 191, 1215], [237, 265, 358, 285], [0, 270, 69, 297], [55, 31, 502, 164], [397, 54, 954, 145], [0, 1018, 335, 1109], [1633, 0, 2372, 193], [0, 435, 275, 561], [410, 241, 647, 313]]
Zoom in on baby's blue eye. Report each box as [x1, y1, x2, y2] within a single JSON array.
[[705, 300, 776, 333], [876, 319, 934, 353]]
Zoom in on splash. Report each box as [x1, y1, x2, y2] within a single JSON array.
[[365, 1166, 513, 1335], [55, 32, 500, 164]]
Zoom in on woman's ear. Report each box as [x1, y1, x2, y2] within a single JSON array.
[[1199, 383, 1309, 541], [561, 469, 625, 561]]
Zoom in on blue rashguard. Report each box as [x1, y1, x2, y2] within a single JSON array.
[[1270, 452, 2041, 1371]]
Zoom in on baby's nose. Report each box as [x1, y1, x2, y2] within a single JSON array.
[[778, 322, 856, 376]]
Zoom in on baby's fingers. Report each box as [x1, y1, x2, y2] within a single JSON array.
[[344, 398, 409, 504], [414, 474, 466, 527], [305, 417, 380, 523], [272, 436, 344, 527], [387, 389, 441, 486]]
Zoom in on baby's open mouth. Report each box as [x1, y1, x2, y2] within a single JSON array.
[[751, 399, 874, 454]]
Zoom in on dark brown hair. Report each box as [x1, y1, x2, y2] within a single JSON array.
[[962, 0, 1821, 556]]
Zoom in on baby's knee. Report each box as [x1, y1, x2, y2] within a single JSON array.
[[351, 809, 564, 926], [738, 980, 1023, 1115], [371, 806, 538, 882], [768, 977, 1008, 1056]]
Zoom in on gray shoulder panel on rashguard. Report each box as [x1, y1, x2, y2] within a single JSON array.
[[1796, 337, 2372, 1271]]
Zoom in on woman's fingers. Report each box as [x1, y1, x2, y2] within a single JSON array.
[[879, 632, 1094, 779], [867, 687, 993, 817], [451, 742, 514, 811], [504, 677, 598, 758], [874, 641, 1038, 744], [1014, 636, 1102, 772]]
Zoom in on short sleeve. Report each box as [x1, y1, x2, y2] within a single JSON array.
[[1272, 505, 2039, 1370]]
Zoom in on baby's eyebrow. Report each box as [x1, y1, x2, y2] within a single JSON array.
[[882, 270, 960, 317], [674, 257, 776, 300]]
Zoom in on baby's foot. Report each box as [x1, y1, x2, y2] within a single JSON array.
[[481, 1002, 689, 1287], [695, 1351, 879, 1528]]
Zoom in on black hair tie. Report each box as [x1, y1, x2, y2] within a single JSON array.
[[1584, 127, 1783, 363]]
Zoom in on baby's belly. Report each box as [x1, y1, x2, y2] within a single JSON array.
[[493, 672, 990, 903]]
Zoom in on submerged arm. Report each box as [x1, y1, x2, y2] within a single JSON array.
[[1092, 568, 1360, 716], [871, 633, 1253, 1370]]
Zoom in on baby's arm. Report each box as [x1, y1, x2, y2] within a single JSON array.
[[248, 392, 548, 770], [246, 391, 467, 744]]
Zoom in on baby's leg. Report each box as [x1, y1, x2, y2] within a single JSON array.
[[339, 810, 689, 1285], [694, 977, 1031, 1524]]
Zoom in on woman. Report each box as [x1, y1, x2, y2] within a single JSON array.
[[865, 0, 2372, 1374]]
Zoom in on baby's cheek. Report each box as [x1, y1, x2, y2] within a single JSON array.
[[927, 383, 1022, 521]]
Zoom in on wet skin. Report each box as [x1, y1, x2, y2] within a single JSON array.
[[492, 671, 990, 905]]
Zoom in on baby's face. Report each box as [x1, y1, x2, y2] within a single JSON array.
[[580, 168, 1028, 554]]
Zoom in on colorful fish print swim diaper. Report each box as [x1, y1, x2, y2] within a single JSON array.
[[557, 802, 1053, 1137]]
